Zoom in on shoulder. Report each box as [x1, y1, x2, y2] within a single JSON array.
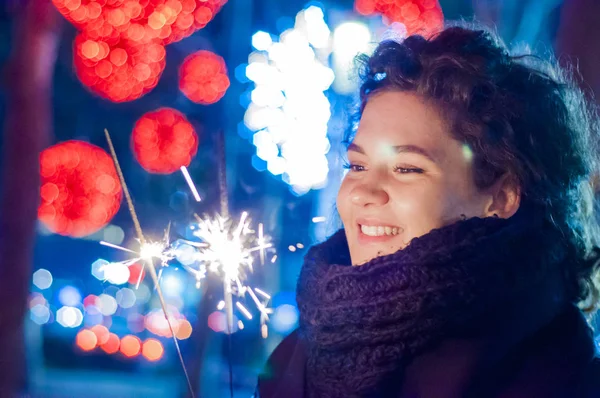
[[256, 329, 306, 398]]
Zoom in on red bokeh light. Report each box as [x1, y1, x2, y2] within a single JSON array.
[[74, 33, 166, 102], [142, 338, 164, 361], [120, 334, 142, 357], [175, 319, 192, 340], [53, 0, 228, 46], [76, 329, 98, 351], [90, 324, 110, 345], [144, 307, 184, 337], [100, 332, 120, 354], [179, 50, 230, 105], [38, 141, 122, 237], [131, 108, 199, 174], [54, 0, 229, 102], [127, 262, 146, 284], [354, 0, 444, 37]]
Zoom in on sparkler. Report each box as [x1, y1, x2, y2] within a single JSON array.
[[101, 128, 276, 398], [104, 129, 195, 398]]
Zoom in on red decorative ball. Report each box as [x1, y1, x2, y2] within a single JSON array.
[[354, 0, 444, 38], [53, 0, 228, 46], [38, 141, 122, 237], [179, 50, 230, 105], [132, 108, 199, 174], [74, 32, 166, 102], [147, 0, 229, 45]]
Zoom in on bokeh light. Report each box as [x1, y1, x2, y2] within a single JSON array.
[[98, 293, 118, 316], [100, 332, 120, 354], [58, 285, 83, 307], [133, 282, 151, 304], [53, 0, 229, 45], [91, 259, 109, 280], [179, 50, 230, 104], [74, 33, 167, 102], [127, 262, 146, 285], [331, 21, 373, 94], [116, 287, 137, 308], [32, 269, 53, 290], [90, 324, 110, 345], [160, 272, 184, 297], [142, 338, 164, 361], [76, 329, 98, 352], [354, 0, 444, 37], [145, 309, 176, 337], [38, 141, 122, 237], [30, 304, 51, 325], [57, 306, 84, 328], [271, 303, 299, 334], [175, 319, 192, 340], [120, 335, 142, 357], [243, 6, 334, 195], [103, 261, 131, 285], [132, 108, 199, 174]]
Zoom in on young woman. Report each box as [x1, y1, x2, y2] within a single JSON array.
[[256, 26, 600, 397]]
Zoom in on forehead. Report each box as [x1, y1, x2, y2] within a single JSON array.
[[353, 90, 448, 150]]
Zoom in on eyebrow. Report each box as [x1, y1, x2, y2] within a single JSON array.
[[347, 142, 438, 163]]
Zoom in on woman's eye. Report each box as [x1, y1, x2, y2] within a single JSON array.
[[394, 166, 424, 174], [342, 163, 365, 172]]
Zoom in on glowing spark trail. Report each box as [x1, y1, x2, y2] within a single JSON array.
[[104, 129, 195, 398], [180, 165, 202, 202]]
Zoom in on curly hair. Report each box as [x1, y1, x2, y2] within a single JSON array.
[[348, 26, 600, 314]]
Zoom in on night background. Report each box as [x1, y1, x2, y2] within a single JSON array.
[[0, 0, 598, 397]]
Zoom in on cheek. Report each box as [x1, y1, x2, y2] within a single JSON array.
[[389, 184, 446, 232], [336, 180, 352, 225]]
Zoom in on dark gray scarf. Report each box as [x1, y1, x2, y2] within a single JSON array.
[[297, 211, 570, 397]]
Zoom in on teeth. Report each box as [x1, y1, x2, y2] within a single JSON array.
[[360, 224, 400, 237]]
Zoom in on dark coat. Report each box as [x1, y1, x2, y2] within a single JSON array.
[[256, 305, 600, 398]]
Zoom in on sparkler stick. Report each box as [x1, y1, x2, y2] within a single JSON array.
[[216, 128, 235, 398], [104, 129, 195, 398]]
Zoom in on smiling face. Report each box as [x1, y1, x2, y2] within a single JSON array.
[[337, 90, 503, 265]]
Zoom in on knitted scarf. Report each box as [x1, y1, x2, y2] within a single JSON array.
[[296, 212, 570, 397]]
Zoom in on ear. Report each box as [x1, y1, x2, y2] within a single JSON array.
[[483, 173, 521, 219]]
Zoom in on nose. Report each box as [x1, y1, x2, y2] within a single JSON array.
[[350, 181, 390, 207]]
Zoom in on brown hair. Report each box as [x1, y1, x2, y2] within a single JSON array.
[[347, 26, 600, 314]]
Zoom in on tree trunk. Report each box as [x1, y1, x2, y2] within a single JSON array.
[[0, 0, 61, 395]]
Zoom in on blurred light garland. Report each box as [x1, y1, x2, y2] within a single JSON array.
[[243, 5, 334, 195]]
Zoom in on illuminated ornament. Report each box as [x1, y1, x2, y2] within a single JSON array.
[[132, 108, 199, 174], [38, 141, 122, 237], [74, 33, 166, 102], [354, 0, 444, 37], [243, 6, 334, 195], [179, 50, 230, 105], [147, 0, 229, 45], [53, 0, 228, 46]]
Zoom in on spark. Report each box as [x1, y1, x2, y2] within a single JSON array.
[[180, 166, 202, 202], [179, 211, 275, 334], [236, 302, 253, 320], [254, 288, 271, 300]]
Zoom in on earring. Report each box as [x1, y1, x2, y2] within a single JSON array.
[[493, 213, 499, 218]]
